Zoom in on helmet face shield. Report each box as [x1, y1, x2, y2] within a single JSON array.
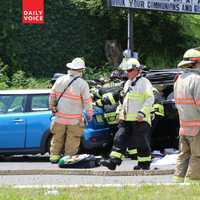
[[127, 67, 138, 73], [128, 64, 137, 69], [177, 60, 194, 68]]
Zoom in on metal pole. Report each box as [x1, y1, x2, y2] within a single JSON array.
[[127, 8, 133, 57]]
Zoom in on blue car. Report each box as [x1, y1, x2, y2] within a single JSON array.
[[0, 89, 113, 155], [81, 106, 115, 154], [0, 89, 52, 155]]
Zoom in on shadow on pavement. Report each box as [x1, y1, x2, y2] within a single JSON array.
[[0, 155, 49, 162]]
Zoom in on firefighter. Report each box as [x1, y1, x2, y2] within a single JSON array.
[[152, 87, 165, 118], [95, 89, 121, 125], [100, 58, 154, 170], [49, 57, 93, 163], [150, 88, 165, 131], [173, 47, 200, 183]]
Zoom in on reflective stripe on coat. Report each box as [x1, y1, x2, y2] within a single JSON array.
[[49, 74, 93, 125], [174, 71, 200, 136]]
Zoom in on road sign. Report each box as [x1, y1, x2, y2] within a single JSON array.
[[108, 0, 200, 14]]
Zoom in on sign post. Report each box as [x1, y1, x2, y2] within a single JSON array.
[[127, 9, 134, 57]]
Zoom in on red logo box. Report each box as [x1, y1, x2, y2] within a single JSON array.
[[22, 0, 44, 24]]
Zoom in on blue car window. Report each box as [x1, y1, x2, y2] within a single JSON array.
[[0, 96, 11, 113], [31, 94, 49, 112], [0, 95, 26, 113], [0, 100, 5, 113]]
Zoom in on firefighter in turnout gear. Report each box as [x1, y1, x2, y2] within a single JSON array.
[[152, 87, 165, 118], [49, 58, 93, 163], [147, 87, 165, 152], [95, 88, 121, 125], [150, 88, 165, 128], [101, 58, 154, 170], [173, 48, 200, 183]]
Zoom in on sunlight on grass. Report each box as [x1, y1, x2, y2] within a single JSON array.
[[0, 185, 199, 200]]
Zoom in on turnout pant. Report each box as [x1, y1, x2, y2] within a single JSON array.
[[50, 121, 83, 156], [174, 132, 200, 182], [111, 121, 151, 167]]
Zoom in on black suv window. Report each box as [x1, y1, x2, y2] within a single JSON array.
[[0, 95, 26, 114], [30, 94, 49, 112]]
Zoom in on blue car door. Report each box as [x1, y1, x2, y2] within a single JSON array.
[[25, 94, 51, 148], [0, 94, 27, 148]]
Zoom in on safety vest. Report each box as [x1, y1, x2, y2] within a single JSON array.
[[96, 92, 117, 107], [153, 103, 164, 117], [104, 105, 119, 125], [119, 77, 154, 125], [96, 92, 119, 125], [49, 74, 93, 125], [174, 71, 200, 136]]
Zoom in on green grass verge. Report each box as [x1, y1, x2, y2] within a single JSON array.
[[0, 185, 199, 200]]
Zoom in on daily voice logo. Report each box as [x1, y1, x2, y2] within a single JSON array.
[[22, 0, 44, 24]]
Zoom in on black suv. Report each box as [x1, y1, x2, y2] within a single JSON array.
[[145, 69, 182, 150]]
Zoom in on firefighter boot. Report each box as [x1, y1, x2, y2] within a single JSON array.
[[50, 155, 61, 164], [100, 157, 122, 170]]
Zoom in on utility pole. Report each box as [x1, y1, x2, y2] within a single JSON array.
[[127, 8, 133, 58], [106, 1, 137, 58]]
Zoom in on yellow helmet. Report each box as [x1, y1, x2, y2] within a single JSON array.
[[178, 47, 200, 68], [126, 58, 141, 70]]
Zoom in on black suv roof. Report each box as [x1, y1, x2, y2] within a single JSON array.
[[145, 68, 183, 84]]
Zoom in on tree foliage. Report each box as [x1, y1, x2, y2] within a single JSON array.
[[0, 0, 200, 79]]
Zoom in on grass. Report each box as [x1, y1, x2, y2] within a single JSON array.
[[0, 185, 199, 200]]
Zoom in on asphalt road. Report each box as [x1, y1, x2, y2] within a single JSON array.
[[0, 174, 173, 186], [0, 155, 175, 186]]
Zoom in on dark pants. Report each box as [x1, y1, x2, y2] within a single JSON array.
[[112, 121, 151, 166]]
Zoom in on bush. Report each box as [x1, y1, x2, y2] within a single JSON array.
[[84, 63, 114, 81], [0, 58, 10, 89], [11, 70, 49, 89]]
